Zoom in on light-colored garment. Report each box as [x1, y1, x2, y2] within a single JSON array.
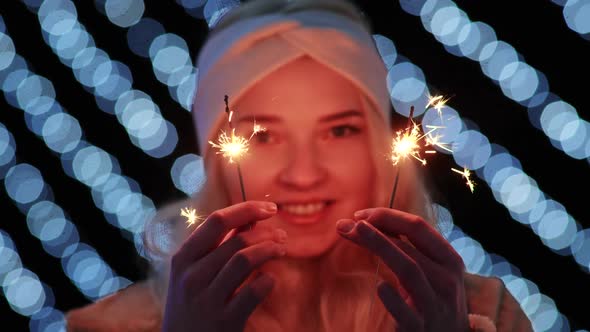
[[66, 279, 163, 332], [65, 272, 532, 331]]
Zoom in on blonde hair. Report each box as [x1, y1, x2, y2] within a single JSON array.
[[143, 0, 436, 330]]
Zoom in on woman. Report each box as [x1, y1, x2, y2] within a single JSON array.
[[66, 0, 532, 331]]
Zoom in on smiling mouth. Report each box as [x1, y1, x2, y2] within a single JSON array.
[[276, 201, 334, 224]]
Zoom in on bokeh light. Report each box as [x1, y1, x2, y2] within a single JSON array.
[[104, 0, 144, 28], [400, 0, 590, 161], [0, 230, 65, 330], [373, 30, 589, 279], [23, 1, 179, 157], [435, 204, 568, 329], [96, 3, 198, 111], [171, 153, 206, 196], [0, 124, 132, 329], [0, 26, 157, 255], [557, 0, 590, 38], [1, 2, 587, 330]]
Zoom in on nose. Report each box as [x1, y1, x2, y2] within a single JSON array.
[[278, 143, 327, 190]]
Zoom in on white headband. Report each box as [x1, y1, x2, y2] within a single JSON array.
[[192, 9, 390, 157]]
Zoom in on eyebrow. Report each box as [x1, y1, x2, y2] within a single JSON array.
[[235, 110, 363, 124], [318, 110, 364, 123], [235, 115, 281, 124]]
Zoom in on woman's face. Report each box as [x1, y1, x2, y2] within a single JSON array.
[[222, 57, 375, 258]]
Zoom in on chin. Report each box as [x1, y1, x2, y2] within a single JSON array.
[[285, 231, 339, 258]]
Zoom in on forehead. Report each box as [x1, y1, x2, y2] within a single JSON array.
[[233, 57, 363, 118]]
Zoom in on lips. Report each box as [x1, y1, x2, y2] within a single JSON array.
[[277, 200, 334, 225]]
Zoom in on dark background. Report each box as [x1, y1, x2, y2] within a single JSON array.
[[1, 0, 588, 330]]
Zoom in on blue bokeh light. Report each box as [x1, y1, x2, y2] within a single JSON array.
[[402, 0, 590, 162], [104, 0, 145, 28], [171, 153, 206, 196]]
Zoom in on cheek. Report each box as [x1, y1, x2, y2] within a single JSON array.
[[322, 142, 375, 190], [221, 163, 246, 204], [224, 156, 279, 203]]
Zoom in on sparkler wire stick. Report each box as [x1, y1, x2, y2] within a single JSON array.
[[367, 107, 414, 320], [366, 97, 465, 319], [236, 162, 247, 201], [225, 95, 247, 202], [388, 159, 402, 209], [184, 96, 265, 227], [222, 95, 254, 231]]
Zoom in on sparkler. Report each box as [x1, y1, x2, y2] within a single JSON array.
[[426, 94, 452, 120], [452, 167, 476, 193], [208, 95, 251, 201], [208, 130, 249, 164], [424, 128, 453, 154], [427, 94, 451, 112], [369, 98, 451, 319], [205, 95, 267, 230], [250, 121, 266, 139], [367, 95, 475, 320], [390, 117, 433, 166], [180, 207, 202, 227], [387, 105, 450, 205]]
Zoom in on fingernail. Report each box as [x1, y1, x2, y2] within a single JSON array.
[[273, 229, 287, 243], [353, 210, 368, 220], [336, 219, 356, 234], [356, 220, 370, 232], [260, 202, 277, 213]]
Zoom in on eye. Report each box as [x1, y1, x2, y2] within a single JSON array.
[[330, 125, 361, 138], [252, 131, 276, 144]]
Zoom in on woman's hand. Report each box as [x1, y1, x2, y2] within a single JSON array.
[[337, 208, 469, 332], [162, 201, 287, 332]]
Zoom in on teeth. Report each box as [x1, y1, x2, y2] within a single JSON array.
[[281, 202, 326, 216]]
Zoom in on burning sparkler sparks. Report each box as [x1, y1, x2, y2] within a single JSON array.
[[250, 121, 266, 139], [208, 96, 267, 164], [424, 127, 453, 154], [427, 94, 452, 118], [390, 121, 434, 166], [180, 207, 202, 227], [389, 105, 452, 167], [209, 129, 249, 164], [452, 167, 476, 193], [388, 95, 452, 167]]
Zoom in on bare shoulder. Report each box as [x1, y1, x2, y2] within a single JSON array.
[[464, 272, 533, 332], [66, 279, 162, 332]]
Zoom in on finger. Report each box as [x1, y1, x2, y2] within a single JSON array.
[[235, 220, 256, 233], [210, 240, 286, 301], [377, 281, 423, 332], [338, 219, 435, 310], [391, 237, 459, 292], [173, 201, 277, 267], [184, 228, 287, 287], [225, 273, 274, 329], [354, 208, 464, 269]]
